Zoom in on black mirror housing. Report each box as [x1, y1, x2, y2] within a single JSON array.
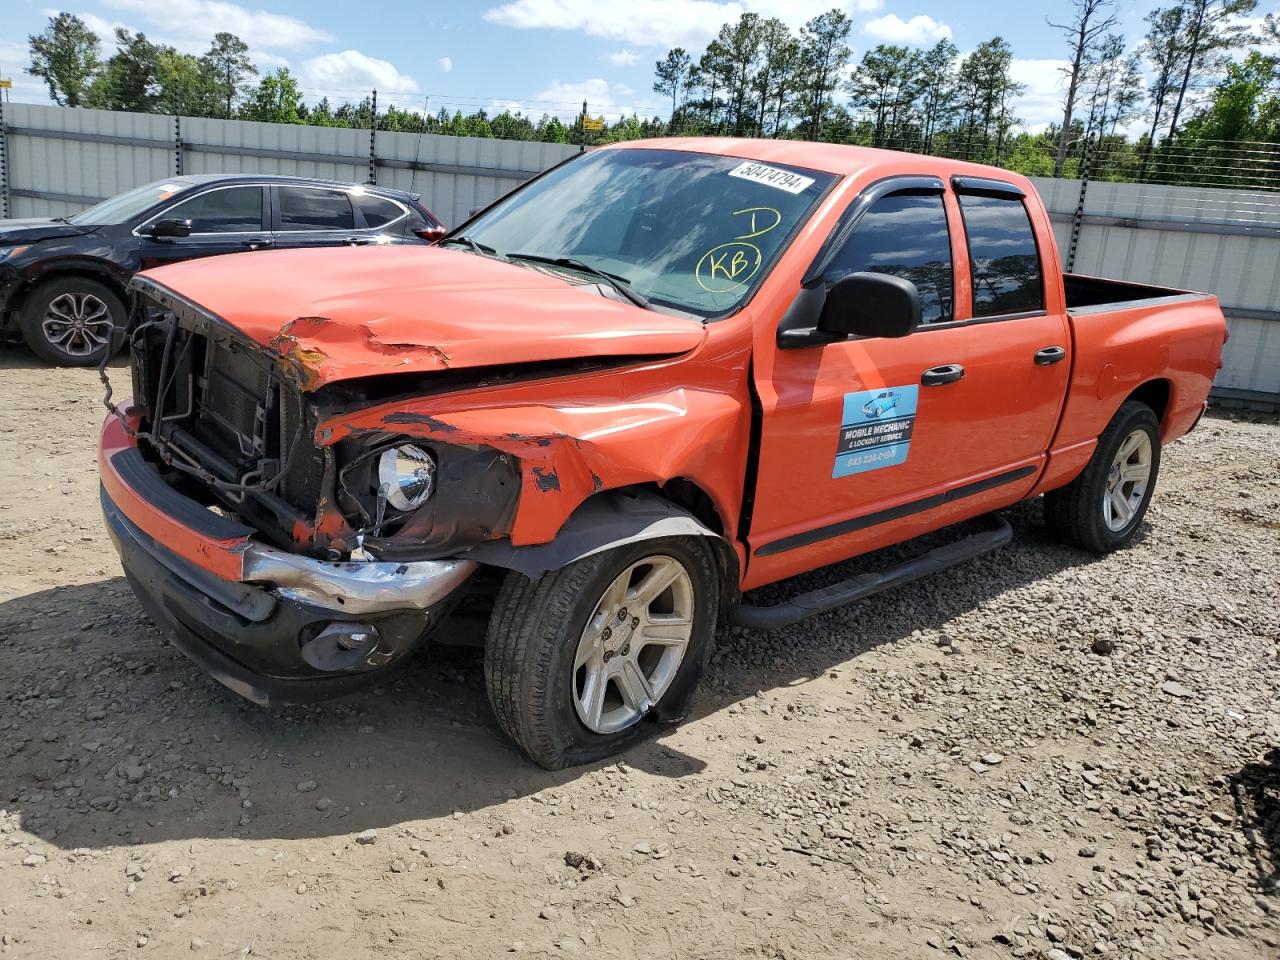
[[142, 218, 192, 239], [777, 271, 922, 349], [818, 272, 921, 340]]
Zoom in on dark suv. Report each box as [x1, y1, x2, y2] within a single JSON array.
[[0, 175, 446, 366]]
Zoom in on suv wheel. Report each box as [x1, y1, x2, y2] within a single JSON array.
[[19, 277, 125, 367], [484, 537, 720, 769]]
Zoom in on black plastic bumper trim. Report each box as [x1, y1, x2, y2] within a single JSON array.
[[109, 447, 254, 541]]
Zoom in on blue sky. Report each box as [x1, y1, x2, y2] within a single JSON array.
[[1, 0, 1276, 130]]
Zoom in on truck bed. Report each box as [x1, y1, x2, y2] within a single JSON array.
[[1063, 273, 1206, 313]]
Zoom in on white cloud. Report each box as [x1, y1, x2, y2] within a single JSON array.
[[504, 77, 663, 121], [437, 56, 453, 73], [606, 49, 643, 66], [1010, 58, 1068, 129], [484, 0, 883, 49], [301, 50, 420, 98], [0, 38, 54, 104], [103, 0, 332, 51], [863, 14, 951, 46]]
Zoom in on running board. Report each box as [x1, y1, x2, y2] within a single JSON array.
[[731, 514, 1013, 631]]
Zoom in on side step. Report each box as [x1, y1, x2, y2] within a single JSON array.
[[731, 513, 1013, 631]]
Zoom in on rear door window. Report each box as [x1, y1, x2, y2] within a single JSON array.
[[825, 192, 954, 325], [957, 194, 1044, 317], [278, 187, 355, 230], [161, 186, 263, 233]]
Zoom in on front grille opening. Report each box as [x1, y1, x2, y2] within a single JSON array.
[[131, 294, 327, 550]]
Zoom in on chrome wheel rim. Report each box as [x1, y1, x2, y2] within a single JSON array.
[[42, 292, 113, 358], [1103, 428, 1152, 532], [571, 555, 694, 735]]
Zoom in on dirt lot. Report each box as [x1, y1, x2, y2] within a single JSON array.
[[1, 349, 1278, 960]]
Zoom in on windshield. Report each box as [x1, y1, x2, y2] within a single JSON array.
[[69, 179, 190, 225], [461, 148, 836, 317]]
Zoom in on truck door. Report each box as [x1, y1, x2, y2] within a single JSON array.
[[745, 175, 1071, 588]]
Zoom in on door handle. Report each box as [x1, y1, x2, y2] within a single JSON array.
[[1034, 345, 1067, 365], [345, 237, 375, 245], [921, 364, 965, 386], [240, 238, 273, 249]]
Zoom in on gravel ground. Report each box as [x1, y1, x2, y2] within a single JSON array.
[[1, 350, 1278, 960]]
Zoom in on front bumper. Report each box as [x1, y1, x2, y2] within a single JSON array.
[[99, 413, 475, 705]]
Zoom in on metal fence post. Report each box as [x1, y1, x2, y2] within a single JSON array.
[[1066, 135, 1095, 275], [0, 95, 9, 219], [174, 115, 183, 176], [368, 89, 377, 185]]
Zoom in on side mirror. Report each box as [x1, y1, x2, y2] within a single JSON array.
[[140, 218, 192, 239], [777, 271, 921, 349], [818, 272, 921, 340]]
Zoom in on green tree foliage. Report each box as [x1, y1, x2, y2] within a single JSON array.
[[204, 32, 257, 119], [795, 9, 854, 139], [27, 13, 100, 107], [87, 29, 163, 112], [240, 68, 304, 124], [653, 48, 692, 118]]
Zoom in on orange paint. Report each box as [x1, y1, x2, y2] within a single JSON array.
[[108, 140, 1226, 596]]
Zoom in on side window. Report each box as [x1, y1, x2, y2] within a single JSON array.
[[353, 193, 405, 228], [161, 187, 263, 233], [958, 194, 1044, 317], [826, 193, 953, 324], [278, 187, 355, 230]]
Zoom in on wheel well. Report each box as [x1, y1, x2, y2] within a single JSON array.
[[14, 267, 128, 318], [1126, 379, 1171, 425], [634, 478, 725, 536]]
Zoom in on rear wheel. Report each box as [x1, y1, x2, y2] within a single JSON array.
[[1045, 401, 1162, 553], [484, 537, 719, 769], [19, 277, 125, 367]]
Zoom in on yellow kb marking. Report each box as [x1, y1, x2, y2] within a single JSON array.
[[696, 241, 762, 293]]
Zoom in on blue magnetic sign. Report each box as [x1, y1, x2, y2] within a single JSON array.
[[833, 384, 919, 478]]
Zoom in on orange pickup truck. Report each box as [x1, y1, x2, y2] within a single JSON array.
[[99, 139, 1228, 768]]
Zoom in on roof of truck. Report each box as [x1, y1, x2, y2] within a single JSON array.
[[601, 137, 1035, 189]]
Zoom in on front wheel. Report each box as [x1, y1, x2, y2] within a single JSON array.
[[1044, 400, 1162, 553], [484, 537, 720, 769], [19, 277, 126, 367]]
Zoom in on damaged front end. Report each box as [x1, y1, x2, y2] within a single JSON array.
[[111, 278, 523, 563], [96, 278, 526, 703]]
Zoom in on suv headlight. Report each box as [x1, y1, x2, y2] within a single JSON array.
[[377, 444, 436, 510]]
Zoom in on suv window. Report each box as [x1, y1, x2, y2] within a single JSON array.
[[278, 187, 355, 230], [958, 194, 1044, 317], [353, 193, 405, 228], [826, 192, 953, 325], [162, 186, 263, 233]]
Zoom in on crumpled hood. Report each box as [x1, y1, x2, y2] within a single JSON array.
[[0, 218, 98, 244], [139, 244, 706, 391]]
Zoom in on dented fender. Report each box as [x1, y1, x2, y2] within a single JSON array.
[[317, 378, 751, 548]]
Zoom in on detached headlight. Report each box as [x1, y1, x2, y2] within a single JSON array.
[[377, 444, 436, 511]]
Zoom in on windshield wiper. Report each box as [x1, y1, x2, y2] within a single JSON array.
[[51, 216, 73, 224], [439, 235, 498, 256], [505, 253, 649, 309]]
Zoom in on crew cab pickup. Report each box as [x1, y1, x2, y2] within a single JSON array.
[[99, 140, 1228, 768]]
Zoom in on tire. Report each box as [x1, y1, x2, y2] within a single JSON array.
[[1044, 400, 1162, 554], [484, 536, 720, 770], [19, 276, 126, 367]]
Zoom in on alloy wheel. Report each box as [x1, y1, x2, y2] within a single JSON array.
[[1102, 428, 1153, 532], [41, 292, 114, 359], [571, 555, 695, 735]]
